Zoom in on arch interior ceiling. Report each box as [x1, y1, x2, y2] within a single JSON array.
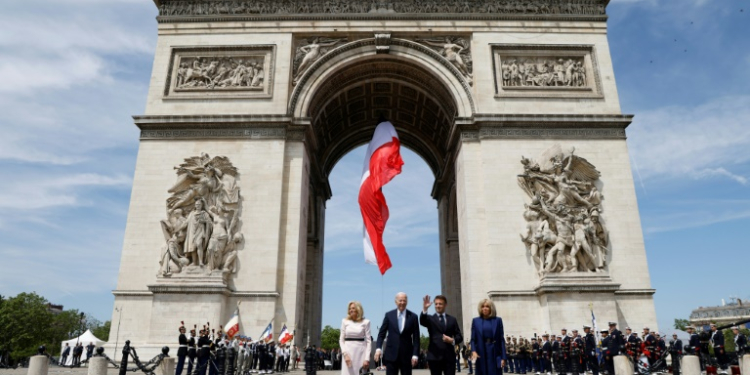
[[308, 57, 458, 178]]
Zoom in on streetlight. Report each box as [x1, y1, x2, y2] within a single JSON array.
[[74, 312, 85, 366]]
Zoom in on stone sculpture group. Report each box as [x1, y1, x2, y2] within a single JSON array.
[[502, 57, 586, 88], [518, 145, 608, 276], [158, 153, 243, 279], [175, 56, 265, 90]]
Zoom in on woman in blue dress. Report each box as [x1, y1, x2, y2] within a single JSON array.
[[470, 299, 507, 375]]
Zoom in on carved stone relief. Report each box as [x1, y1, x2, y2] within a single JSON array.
[[158, 153, 244, 281], [164, 46, 275, 99], [492, 45, 602, 98], [157, 0, 607, 18], [416, 36, 473, 85], [292, 37, 348, 85], [517, 144, 609, 277]]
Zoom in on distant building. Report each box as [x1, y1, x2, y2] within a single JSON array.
[[689, 299, 750, 327], [48, 303, 64, 314]]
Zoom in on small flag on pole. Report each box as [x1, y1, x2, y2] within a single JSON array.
[[358, 120, 404, 275], [224, 309, 240, 339], [279, 324, 293, 344], [259, 322, 273, 343]]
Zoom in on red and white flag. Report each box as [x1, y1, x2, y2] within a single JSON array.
[[224, 309, 240, 339], [358, 121, 404, 275], [279, 324, 293, 344]]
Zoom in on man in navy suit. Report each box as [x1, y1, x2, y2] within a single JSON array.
[[420, 295, 463, 375], [376, 292, 421, 375]]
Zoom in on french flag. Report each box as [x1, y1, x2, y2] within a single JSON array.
[[279, 324, 293, 344], [259, 322, 273, 343], [358, 121, 404, 275]]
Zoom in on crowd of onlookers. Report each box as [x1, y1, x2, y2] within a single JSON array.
[[59, 342, 97, 366]]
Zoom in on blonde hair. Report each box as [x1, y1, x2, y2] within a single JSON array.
[[346, 301, 365, 322], [477, 299, 497, 318]]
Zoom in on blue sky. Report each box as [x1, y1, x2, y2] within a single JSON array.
[[1, 0, 748, 336]]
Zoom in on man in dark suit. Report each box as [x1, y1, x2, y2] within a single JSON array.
[[376, 292, 421, 375], [420, 295, 464, 375]]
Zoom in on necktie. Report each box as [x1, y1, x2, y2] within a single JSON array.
[[439, 314, 446, 329], [399, 312, 404, 332]]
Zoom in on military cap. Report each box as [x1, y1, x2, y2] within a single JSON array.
[[625, 327, 632, 330], [710, 323, 717, 327], [643, 327, 650, 330], [732, 326, 740, 330], [608, 322, 617, 326], [601, 330, 609, 334], [583, 325, 591, 329], [685, 325, 695, 329], [542, 333, 549, 337]]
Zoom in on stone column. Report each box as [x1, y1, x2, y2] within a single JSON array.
[[741, 354, 750, 375], [682, 355, 700, 375], [613, 355, 633, 375], [87, 357, 108, 375], [159, 357, 176, 375], [27, 355, 48, 375]]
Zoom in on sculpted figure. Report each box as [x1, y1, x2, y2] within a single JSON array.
[[518, 144, 607, 276], [207, 206, 229, 270], [418, 37, 473, 83], [159, 231, 189, 276], [175, 199, 213, 266], [293, 37, 347, 84]]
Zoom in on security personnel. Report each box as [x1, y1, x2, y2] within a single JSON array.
[[541, 334, 552, 375], [177, 323, 189, 375], [642, 327, 656, 367], [669, 333, 682, 375], [583, 326, 599, 375], [570, 329, 584, 375], [710, 324, 728, 374], [560, 329, 570, 375]]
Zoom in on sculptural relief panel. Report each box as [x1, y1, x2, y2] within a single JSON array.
[[517, 144, 609, 277], [493, 45, 603, 98], [164, 46, 275, 99], [157, 153, 244, 282]]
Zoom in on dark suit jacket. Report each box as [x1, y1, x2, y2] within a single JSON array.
[[377, 309, 420, 362], [420, 311, 463, 361]]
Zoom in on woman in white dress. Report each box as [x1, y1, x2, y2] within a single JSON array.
[[339, 301, 372, 375]]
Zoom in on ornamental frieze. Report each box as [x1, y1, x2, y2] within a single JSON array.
[[156, 0, 607, 19]]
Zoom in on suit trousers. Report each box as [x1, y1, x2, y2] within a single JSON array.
[[385, 352, 413, 375], [429, 357, 457, 375], [176, 354, 187, 375]]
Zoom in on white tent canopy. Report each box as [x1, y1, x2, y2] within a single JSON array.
[[59, 329, 105, 365]]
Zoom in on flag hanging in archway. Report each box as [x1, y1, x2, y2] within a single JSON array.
[[358, 121, 404, 275]]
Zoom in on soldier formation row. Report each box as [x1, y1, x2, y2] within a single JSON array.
[[175, 324, 299, 375]]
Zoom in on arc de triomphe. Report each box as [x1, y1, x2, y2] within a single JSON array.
[[109, 0, 657, 355]]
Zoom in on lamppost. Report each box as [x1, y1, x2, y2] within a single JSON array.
[[113, 306, 123, 361], [74, 312, 85, 366]]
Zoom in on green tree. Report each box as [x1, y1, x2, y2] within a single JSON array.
[[320, 325, 341, 350], [420, 334, 429, 350], [724, 327, 750, 353], [92, 321, 111, 342], [0, 292, 54, 360], [673, 319, 689, 331]]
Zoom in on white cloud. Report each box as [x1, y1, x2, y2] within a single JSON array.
[[627, 95, 750, 186], [0, 173, 132, 210]]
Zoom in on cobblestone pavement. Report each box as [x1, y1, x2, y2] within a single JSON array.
[[0, 368, 434, 375]]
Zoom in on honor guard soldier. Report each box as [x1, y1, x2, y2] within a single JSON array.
[[655, 333, 667, 372], [550, 335, 560, 375], [669, 333, 683, 375], [733, 326, 747, 369], [583, 326, 599, 375], [506, 337, 514, 373], [541, 334, 552, 375], [531, 338, 540, 374], [177, 322, 189, 375], [570, 329, 584, 375], [625, 327, 640, 369], [188, 326, 198, 375], [518, 337, 529, 374], [710, 324, 728, 374], [642, 327, 656, 367], [197, 328, 212, 375], [606, 322, 624, 375], [684, 326, 704, 371], [560, 329, 570, 375], [599, 330, 610, 375]]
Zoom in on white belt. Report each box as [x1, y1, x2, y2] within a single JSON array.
[[180, 345, 188, 347]]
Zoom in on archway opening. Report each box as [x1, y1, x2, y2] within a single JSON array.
[[299, 54, 464, 346]]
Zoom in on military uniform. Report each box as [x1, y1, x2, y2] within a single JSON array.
[[642, 329, 656, 368], [606, 323, 624, 375], [177, 327, 189, 375], [583, 327, 599, 375], [551, 337, 561, 375], [505, 338, 515, 373], [531, 339, 540, 374], [669, 336, 682, 375], [570, 332, 583, 375], [517, 338, 529, 374], [197, 332, 212, 375], [625, 330, 641, 368], [188, 332, 198, 375], [541, 336, 552, 375], [600, 332, 611, 375], [710, 326, 728, 373], [735, 328, 747, 370]]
